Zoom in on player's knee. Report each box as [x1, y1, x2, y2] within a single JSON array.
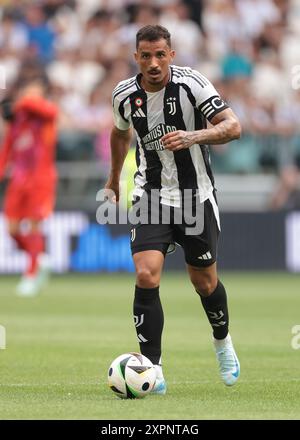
[[136, 267, 159, 289], [192, 276, 218, 297]]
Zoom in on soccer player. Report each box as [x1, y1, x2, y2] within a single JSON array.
[[105, 25, 241, 393], [0, 75, 58, 296]]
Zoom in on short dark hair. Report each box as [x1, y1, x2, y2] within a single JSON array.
[[136, 25, 171, 49]]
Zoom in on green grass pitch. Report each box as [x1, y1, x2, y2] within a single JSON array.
[[0, 272, 300, 420]]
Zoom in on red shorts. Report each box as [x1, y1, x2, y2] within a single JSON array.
[[4, 177, 56, 221]]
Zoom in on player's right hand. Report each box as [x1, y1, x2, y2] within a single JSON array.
[[104, 178, 120, 203]]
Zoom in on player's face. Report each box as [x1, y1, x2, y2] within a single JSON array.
[[135, 39, 175, 92]]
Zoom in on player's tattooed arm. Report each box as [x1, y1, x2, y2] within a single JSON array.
[[200, 108, 242, 145], [105, 126, 132, 202], [162, 108, 241, 151]]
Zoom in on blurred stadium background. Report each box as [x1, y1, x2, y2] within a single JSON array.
[[1, 0, 300, 420], [1, 0, 300, 274]]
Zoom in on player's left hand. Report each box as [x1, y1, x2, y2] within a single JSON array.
[[161, 130, 195, 151]]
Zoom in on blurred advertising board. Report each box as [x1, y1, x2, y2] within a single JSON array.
[[0, 211, 298, 273]]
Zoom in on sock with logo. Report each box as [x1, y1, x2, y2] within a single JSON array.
[[133, 286, 164, 364], [197, 280, 229, 340]]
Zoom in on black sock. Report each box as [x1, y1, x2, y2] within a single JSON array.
[[133, 285, 164, 364], [198, 280, 229, 340]]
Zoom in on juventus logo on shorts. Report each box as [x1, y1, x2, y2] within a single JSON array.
[[130, 228, 136, 242], [167, 97, 177, 115]]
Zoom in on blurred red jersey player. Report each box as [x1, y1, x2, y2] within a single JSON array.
[[0, 76, 58, 296]]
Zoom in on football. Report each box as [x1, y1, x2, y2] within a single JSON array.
[[108, 352, 156, 399]]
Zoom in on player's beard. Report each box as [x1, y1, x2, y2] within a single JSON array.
[[145, 71, 168, 89]]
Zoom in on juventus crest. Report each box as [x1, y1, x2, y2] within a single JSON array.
[[166, 97, 177, 115], [130, 228, 136, 242]]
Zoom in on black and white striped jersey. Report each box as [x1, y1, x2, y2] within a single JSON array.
[[112, 64, 228, 207]]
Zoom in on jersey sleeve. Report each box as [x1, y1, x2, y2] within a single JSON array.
[[189, 70, 229, 122], [112, 93, 131, 131], [15, 97, 58, 120]]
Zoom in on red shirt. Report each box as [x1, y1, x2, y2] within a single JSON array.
[[0, 96, 58, 183]]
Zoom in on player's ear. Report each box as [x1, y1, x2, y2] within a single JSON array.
[[134, 52, 138, 62], [170, 49, 175, 62]]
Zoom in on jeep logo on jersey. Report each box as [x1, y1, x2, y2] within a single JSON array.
[[166, 97, 177, 115], [142, 123, 177, 151]]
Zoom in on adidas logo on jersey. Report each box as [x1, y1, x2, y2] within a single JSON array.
[[133, 108, 146, 118], [198, 251, 212, 260]]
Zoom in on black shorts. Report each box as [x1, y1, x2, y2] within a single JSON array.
[[130, 191, 220, 268]]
